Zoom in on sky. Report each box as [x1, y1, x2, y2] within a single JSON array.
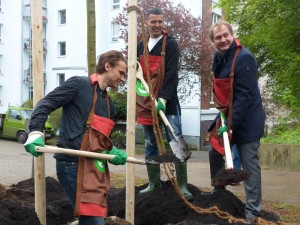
[[171, 0, 202, 18]]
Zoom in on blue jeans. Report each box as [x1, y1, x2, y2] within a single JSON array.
[[232, 144, 241, 170], [78, 217, 105, 225], [56, 160, 105, 225], [142, 107, 182, 157], [56, 160, 78, 209]]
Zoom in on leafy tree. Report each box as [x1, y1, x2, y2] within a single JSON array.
[[114, 0, 210, 101], [218, 0, 300, 119]]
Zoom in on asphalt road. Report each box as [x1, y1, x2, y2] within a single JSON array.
[[1, 138, 299, 205], [0, 138, 57, 186]]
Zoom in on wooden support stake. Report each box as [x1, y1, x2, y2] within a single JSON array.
[[31, 0, 46, 224], [126, 1, 138, 224]]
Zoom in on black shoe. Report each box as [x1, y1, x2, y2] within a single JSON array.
[[201, 186, 225, 196]]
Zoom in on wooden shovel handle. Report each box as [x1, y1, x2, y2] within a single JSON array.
[[220, 112, 234, 169], [136, 61, 178, 141], [36, 145, 146, 165]]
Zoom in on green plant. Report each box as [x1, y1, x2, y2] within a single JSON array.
[[110, 130, 126, 149], [109, 91, 127, 122], [261, 122, 300, 144], [48, 108, 62, 133], [21, 99, 33, 108]]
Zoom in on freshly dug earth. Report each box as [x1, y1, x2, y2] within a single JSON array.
[[0, 177, 281, 225]]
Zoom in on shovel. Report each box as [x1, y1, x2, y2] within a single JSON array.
[[136, 61, 192, 162], [211, 112, 251, 187], [36, 145, 181, 165]]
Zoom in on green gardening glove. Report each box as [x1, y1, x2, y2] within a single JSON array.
[[218, 124, 228, 136], [107, 146, 127, 165], [156, 98, 166, 114], [24, 131, 45, 157]]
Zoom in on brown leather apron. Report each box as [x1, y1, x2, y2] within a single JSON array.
[[136, 35, 167, 125], [209, 40, 241, 155], [74, 74, 115, 216]]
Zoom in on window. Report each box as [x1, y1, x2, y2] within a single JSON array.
[[58, 9, 66, 25], [29, 86, 33, 100], [112, 0, 120, 10], [111, 22, 119, 42], [57, 73, 65, 86], [0, 24, 2, 43], [58, 41, 66, 56], [212, 13, 221, 24], [8, 110, 19, 119]]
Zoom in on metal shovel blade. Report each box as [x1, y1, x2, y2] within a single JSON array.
[[169, 135, 192, 162]]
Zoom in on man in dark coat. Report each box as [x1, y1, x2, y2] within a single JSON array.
[[24, 50, 128, 225], [207, 20, 265, 224], [136, 7, 193, 200]]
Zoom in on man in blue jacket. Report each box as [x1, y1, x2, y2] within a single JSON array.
[[207, 20, 265, 224]]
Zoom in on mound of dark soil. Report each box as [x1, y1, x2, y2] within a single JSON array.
[[108, 181, 280, 225], [0, 177, 280, 225], [0, 177, 73, 225]]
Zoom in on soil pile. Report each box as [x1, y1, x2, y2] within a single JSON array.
[[0, 177, 73, 225], [108, 182, 280, 225], [0, 177, 280, 225]]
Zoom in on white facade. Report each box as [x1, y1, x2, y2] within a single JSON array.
[[0, 0, 220, 148], [0, 1, 23, 110]]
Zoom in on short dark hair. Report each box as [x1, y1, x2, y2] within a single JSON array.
[[146, 8, 163, 18], [96, 50, 126, 74]]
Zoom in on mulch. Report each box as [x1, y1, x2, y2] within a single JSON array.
[[0, 177, 281, 225]]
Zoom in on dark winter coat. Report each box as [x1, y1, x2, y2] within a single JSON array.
[[137, 35, 181, 115], [212, 39, 265, 145]]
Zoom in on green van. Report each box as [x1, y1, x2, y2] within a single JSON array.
[[0, 106, 54, 143]]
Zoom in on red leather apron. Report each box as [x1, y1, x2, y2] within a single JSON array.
[[136, 35, 167, 125], [74, 73, 115, 217], [209, 39, 241, 155]]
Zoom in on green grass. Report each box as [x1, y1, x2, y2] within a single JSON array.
[[262, 125, 300, 144]]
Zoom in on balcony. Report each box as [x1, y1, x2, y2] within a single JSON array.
[[23, 1, 47, 22], [23, 38, 47, 54], [24, 69, 47, 84]]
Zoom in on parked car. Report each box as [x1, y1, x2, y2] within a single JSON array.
[[0, 106, 54, 143]]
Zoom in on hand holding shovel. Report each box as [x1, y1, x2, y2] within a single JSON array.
[[135, 61, 191, 162], [211, 112, 251, 187]]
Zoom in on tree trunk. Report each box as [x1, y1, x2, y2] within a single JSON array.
[[86, 0, 96, 76]]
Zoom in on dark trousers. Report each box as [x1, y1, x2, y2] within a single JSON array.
[[208, 141, 262, 220]]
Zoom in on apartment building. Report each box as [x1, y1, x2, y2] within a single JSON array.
[[0, 0, 221, 149]]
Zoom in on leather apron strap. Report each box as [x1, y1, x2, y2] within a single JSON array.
[[159, 35, 167, 84], [227, 47, 241, 133]]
